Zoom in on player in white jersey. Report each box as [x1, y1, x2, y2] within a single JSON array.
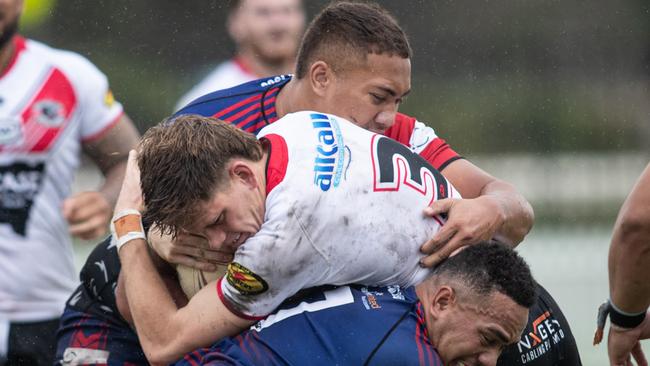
[[0, 1, 140, 364], [111, 111, 459, 363], [174, 0, 305, 110]]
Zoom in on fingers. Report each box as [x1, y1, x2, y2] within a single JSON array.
[[420, 226, 455, 255], [419, 233, 465, 268], [69, 215, 109, 239], [423, 198, 454, 218], [631, 342, 648, 366]]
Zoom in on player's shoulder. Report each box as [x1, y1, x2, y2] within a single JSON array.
[[23, 37, 106, 84], [176, 74, 292, 116]]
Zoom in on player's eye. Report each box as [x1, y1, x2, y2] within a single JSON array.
[[370, 93, 387, 104]]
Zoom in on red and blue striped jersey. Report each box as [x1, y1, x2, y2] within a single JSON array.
[[176, 285, 443, 366], [174, 74, 461, 171]]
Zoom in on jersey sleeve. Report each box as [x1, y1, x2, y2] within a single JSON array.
[[217, 193, 329, 320], [59, 53, 124, 142], [383, 113, 462, 170]]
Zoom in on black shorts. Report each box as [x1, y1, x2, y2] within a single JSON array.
[[498, 282, 582, 366]]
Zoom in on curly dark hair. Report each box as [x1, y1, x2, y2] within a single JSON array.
[[433, 242, 537, 308], [295, 1, 412, 78]]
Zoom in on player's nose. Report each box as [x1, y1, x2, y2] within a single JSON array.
[[205, 229, 227, 250], [478, 348, 501, 366], [372, 111, 397, 132]]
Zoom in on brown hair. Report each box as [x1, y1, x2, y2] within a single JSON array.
[[138, 114, 264, 237], [295, 1, 412, 78]]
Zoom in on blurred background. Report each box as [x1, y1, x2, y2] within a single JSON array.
[[20, 0, 649, 364]]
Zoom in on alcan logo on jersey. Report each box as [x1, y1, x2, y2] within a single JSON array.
[[310, 113, 346, 191], [31, 99, 65, 127]]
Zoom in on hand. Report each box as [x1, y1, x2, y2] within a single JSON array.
[[608, 312, 650, 366], [114, 150, 144, 214], [62, 191, 111, 240], [148, 227, 235, 271], [419, 196, 504, 267]]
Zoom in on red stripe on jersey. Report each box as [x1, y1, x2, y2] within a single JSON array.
[[20, 67, 77, 152], [261, 134, 289, 194], [385, 113, 460, 170], [216, 278, 266, 321], [414, 314, 426, 365], [419, 138, 459, 171], [0, 36, 26, 79], [383, 112, 416, 146], [81, 111, 124, 143], [232, 56, 256, 78], [214, 94, 262, 119]]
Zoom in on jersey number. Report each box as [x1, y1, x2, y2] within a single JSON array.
[[371, 135, 449, 205]]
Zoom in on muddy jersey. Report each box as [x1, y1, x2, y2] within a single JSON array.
[[175, 58, 257, 111], [218, 111, 461, 319], [0, 36, 123, 321]]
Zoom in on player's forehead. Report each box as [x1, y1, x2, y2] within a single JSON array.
[[474, 292, 529, 343], [341, 54, 411, 93]]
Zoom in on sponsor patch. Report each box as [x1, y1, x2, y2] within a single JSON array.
[[104, 89, 115, 107], [226, 262, 268, 295], [62, 347, 109, 365], [31, 99, 65, 127]]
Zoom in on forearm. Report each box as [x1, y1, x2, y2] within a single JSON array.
[[98, 160, 127, 206], [480, 180, 534, 247], [608, 164, 650, 313], [118, 240, 189, 363]]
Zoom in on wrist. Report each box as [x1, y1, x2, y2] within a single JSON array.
[[609, 299, 647, 328], [111, 209, 146, 252]]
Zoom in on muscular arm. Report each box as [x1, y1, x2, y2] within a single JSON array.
[[119, 240, 251, 364], [609, 162, 650, 314], [420, 159, 534, 266], [63, 114, 140, 239]]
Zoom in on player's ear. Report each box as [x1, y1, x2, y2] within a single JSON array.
[[227, 8, 245, 43], [309, 61, 333, 97], [230, 160, 259, 189], [429, 285, 456, 319]]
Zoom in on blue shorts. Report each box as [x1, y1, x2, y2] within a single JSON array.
[[55, 308, 145, 365]]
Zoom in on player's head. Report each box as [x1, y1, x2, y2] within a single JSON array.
[[0, 0, 23, 49], [294, 1, 412, 134], [227, 0, 305, 66], [419, 242, 536, 366], [138, 114, 267, 248]]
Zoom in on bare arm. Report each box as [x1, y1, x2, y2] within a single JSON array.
[[609, 162, 650, 314], [598, 163, 650, 366], [63, 114, 140, 239], [420, 159, 534, 266]]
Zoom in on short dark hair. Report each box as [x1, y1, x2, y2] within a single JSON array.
[[295, 1, 412, 78], [138, 114, 264, 237], [433, 242, 537, 308]]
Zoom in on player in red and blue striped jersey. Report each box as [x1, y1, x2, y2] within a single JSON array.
[[170, 243, 535, 366]]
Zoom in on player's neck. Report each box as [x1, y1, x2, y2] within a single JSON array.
[[0, 36, 17, 76], [236, 51, 293, 79], [274, 78, 313, 118]]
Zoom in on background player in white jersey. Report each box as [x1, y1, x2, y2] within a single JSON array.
[[112, 112, 467, 363], [0, 0, 140, 364], [174, 0, 305, 110]]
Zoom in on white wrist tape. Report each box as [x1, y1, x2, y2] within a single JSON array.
[[111, 209, 145, 252]]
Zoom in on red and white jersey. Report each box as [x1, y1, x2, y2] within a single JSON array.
[[174, 58, 257, 111], [218, 111, 461, 319], [0, 36, 123, 321]]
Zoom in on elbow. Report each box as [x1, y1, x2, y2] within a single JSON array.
[[616, 212, 650, 248], [142, 342, 182, 365], [503, 199, 535, 247]]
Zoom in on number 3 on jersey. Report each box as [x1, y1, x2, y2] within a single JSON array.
[[371, 135, 449, 206]]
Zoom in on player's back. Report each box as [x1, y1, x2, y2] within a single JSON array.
[[223, 112, 461, 318]]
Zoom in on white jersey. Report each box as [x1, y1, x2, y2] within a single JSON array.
[[0, 36, 123, 321], [174, 58, 256, 111], [218, 111, 461, 319]]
